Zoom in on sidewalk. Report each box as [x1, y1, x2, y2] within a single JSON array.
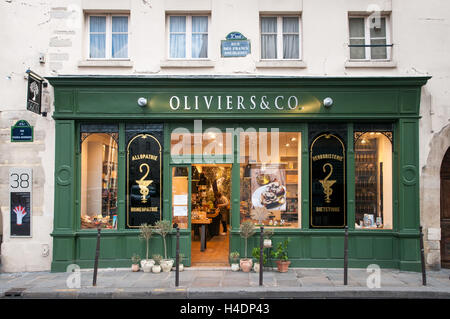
[[1, 267, 449, 299]]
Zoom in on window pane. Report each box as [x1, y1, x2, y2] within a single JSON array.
[[192, 16, 208, 33], [112, 16, 128, 32], [240, 132, 301, 228], [261, 35, 277, 59], [282, 17, 299, 33], [192, 34, 208, 58], [172, 167, 189, 229], [171, 132, 233, 161], [90, 16, 106, 33], [170, 34, 186, 58], [354, 132, 392, 230], [81, 133, 118, 229], [90, 34, 106, 58], [261, 17, 277, 33], [370, 17, 386, 38], [170, 16, 186, 32], [349, 38, 365, 59], [283, 34, 299, 59], [349, 18, 365, 37], [112, 34, 128, 58], [370, 38, 387, 59]]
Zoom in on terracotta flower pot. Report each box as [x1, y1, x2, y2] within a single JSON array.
[[131, 264, 140, 272], [276, 260, 291, 273], [240, 259, 253, 272]]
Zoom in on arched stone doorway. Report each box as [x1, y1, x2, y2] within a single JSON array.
[[421, 123, 450, 269], [440, 148, 450, 268]]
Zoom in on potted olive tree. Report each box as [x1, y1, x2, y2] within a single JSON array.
[[272, 239, 291, 272], [139, 223, 155, 272], [239, 220, 255, 272], [131, 254, 141, 272], [155, 220, 174, 272], [229, 251, 240, 271]]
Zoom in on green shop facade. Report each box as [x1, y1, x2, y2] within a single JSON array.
[[48, 75, 429, 272]]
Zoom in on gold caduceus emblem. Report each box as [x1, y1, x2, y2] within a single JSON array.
[[319, 163, 336, 203], [136, 163, 153, 203]]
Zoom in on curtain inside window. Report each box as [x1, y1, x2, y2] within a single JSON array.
[[112, 16, 128, 58], [261, 17, 277, 59], [192, 16, 208, 58], [282, 17, 299, 59], [90, 16, 106, 58], [170, 16, 186, 58]]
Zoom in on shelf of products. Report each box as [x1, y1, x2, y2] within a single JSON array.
[[355, 139, 382, 229]]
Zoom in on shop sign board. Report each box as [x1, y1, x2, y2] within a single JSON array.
[[9, 168, 32, 237], [11, 120, 34, 142], [310, 134, 346, 228], [126, 133, 162, 228], [221, 32, 251, 57], [26, 71, 43, 115]]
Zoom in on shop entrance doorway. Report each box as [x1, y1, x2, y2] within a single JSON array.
[[441, 148, 450, 268], [190, 164, 231, 266]]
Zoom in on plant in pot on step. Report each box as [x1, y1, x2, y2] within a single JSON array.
[[155, 220, 174, 272], [139, 223, 155, 272], [131, 254, 141, 272], [151, 254, 162, 273], [252, 247, 267, 273], [239, 220, 255, 272], [272, 239, 291, 273], [229, 251, 240, 272]]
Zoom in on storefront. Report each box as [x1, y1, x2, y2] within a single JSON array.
[[47, 75, 429, 272]]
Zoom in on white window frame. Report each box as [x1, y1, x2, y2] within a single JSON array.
[[260, 15, 302, 61], [166, 14, 210, 60], [86, 13, 130, 60], [348, 15, 391, 61]]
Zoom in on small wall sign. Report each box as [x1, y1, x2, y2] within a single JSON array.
[[9, 168, 32, 237], [26, 71, 43, 115], [11, 120, 34, 142], [221, 32, 251, 57]]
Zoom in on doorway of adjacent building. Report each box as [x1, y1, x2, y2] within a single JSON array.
[[441, 148, 450, 268], [190, 164, 231, 267]]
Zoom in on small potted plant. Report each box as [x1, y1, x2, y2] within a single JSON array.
[[229, 251, 240, 272], [252, 247, 267, 273], [155, 220, 174, 272], [239, 220, 255, 272], [272, 239, 291, 273], [131, 254, 141, 272], [263, 228, 274, 248], [151, 254, 162, 273], [139, 223, 155, 272]]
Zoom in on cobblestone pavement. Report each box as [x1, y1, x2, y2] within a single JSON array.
[[1, 267, 449, 299]]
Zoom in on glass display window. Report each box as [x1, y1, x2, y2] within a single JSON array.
[[80, 132, 118, 229], [239, 131, 301, 228], [354, 131, 393, 229]]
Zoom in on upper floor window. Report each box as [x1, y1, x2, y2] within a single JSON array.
[[168, 15, 209, 59], [88, 14, 129, 59], [260, 16, 300, 60], [349, 16, 391, 61]]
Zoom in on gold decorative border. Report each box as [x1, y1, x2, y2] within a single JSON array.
[[309, 133, 346, 228], [126, 133, 162, 229]]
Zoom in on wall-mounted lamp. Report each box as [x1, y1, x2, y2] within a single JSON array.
[[323, 97, 333, 108], [137, 97, 148, 107]]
